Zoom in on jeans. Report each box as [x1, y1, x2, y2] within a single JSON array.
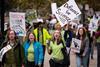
[[91, 44, 94, 58], [76, 55, 88, 67], [87, 47, 91, 67]]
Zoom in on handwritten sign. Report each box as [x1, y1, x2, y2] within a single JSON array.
[[54, 0, 81, 26], [9, 12, 26, 36]]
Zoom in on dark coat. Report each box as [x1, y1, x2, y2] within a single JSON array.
[[0, 40, 25, 67], [64, 30, 73, 47]]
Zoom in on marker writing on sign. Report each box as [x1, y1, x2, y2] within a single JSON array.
[[56, 9, 71, 22], [63, 2, 79, 15]]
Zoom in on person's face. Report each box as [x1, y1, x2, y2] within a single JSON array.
[[55, 25, 61, 30], [54, 31, 60, 40], [29, 33, 34, 42], [9, 31, 15, 40], [79, 29, 84, 36], [39, 23, 43, 28], [64, 24, 68, 30]]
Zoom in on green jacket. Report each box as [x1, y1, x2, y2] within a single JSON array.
[[0, 40, 25, 67]]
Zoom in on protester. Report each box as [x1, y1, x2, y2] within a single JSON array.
[[63, 24, 74, 67], [33, 22, 51, 67], [64, 24, 73, 48], [54, 23, 62, 31], [75, 28, 89, 67], [49, 15, 57, 30], [23, 32, 43, 67], [95, 20, 100, 67], [47, 30, 67, 67], [0, 30, 24, 67], [49, 22, 62, 36], [83, 24, 92, 67]]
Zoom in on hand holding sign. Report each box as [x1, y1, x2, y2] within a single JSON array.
[[54, 0, 81, 27]]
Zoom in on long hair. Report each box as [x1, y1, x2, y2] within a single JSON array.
[[6, 30, 18, 42], [26, 32, 36, 43], [77, 27, 86, 40], [52, 30, 63, 45]]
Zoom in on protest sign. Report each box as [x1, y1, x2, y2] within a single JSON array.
[[89, 16, 98, 32], [9, 12, 26, 36], [0, 45, 12, 62], [54, 0, 81, 26], [51, 3, 57, 14], [71, 38, 81, 53]]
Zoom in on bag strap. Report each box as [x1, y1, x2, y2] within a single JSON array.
[[61, 40, 65, 48]]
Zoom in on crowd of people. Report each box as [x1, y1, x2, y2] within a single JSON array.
[[0, 14, 100, 67]]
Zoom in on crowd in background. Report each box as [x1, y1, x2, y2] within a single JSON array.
[[0, 14, 100, 67]]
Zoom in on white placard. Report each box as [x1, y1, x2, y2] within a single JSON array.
[[71, 38, 81, 53], [9, 12, 26, 36], [89, 16, 98, 32], [54, 0, 81, 27], [0, 45, 12, 62], [51, 3, 57, 14]]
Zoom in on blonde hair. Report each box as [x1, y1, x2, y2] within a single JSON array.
[[54, 23, 61, 30], [52, 30, 62, 44]]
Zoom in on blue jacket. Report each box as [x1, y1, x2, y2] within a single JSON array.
[[23, 41, 43, 65]]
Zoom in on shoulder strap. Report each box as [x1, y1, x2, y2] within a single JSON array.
[[61, 40, 65, 47]]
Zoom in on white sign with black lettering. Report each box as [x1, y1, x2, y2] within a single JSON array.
[[9, 12, 26, 36], [71, 38, 81, 53], [54, 0, 81, 26], [0, 45, 12, 62]]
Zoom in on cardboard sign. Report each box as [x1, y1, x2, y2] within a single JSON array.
[[54, 0, 81, 26], [71, 38, 81, 53], [9, 12, 26, 36]]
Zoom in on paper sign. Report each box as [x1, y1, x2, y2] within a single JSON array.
[[89, 16, 98, 32], [54, 0, 81, 26], [71, 38, 81, 53], [51, 3, 57, 14], [9, 12, 26, 36], [0, 45, 12, 62]]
